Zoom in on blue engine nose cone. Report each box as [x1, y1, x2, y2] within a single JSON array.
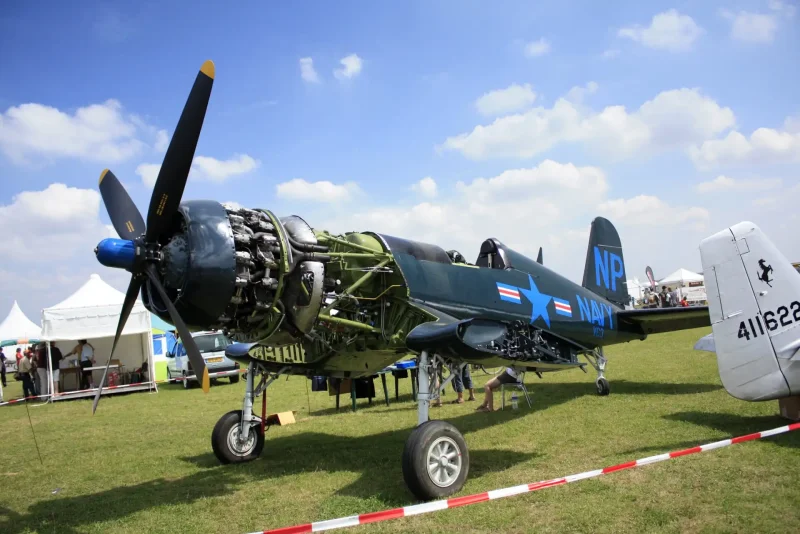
[[95, 238, 136, 270]]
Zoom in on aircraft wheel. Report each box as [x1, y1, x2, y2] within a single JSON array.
[[402, 420, 469, 500], [212, 410, 264, 464], [596, 377, 610, 396]]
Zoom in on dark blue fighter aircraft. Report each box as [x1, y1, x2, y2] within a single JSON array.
[[90, 60, 712, 502]]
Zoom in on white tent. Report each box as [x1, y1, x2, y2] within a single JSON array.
[[624, 277, 647, 302], [657, 268, 704, 287], [0, 300, 42, 342], [40, 274, 155, 400], [0, 300, 43, 399]]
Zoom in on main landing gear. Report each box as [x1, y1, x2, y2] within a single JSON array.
[[402, 351, 470, 500], [211, 362, 287, 464], [211, 355, 471, 501], [582, 348, 610, 396]]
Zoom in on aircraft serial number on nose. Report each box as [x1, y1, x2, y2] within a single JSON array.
[[737, 300, 800, 341]]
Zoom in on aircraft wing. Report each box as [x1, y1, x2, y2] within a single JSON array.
[[616, 306, 711, 336]]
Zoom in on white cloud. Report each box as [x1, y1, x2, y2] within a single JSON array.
[[0, 99, 163, 166], [299, 57, 320, 83], [524, 38, 551, 57], [137, 154, 259, 187], [720, 1, 796, 43], [597, 195, 710, 227], [334, 54, 363, 80], [689, 116, 800, 168], [411, 177, 438, 198], [439, 85, 734, 161], [0, 183, 115, 263], [154, 129, 169, 152], [276, 178, 361, 203], [475, 83, 537, 117], [721, 9, 778, 42], [618, 9, 703, 52], [314, 160, 712, 286], [192, 154, 259, 182], [136, 163, 161, 188], [753, 196, 778, 207], [694, 175, 782, 193], [602, 49, 620, 59]]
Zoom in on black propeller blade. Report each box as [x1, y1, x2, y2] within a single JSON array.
[[536, 247, 543, 265], [98, 169, 145, 241], [146, 60, 215, 242], [92, 60, 215, 413], [144, 264, 210, 392], [92, 276, 143, 414]]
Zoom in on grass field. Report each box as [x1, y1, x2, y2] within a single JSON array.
[[1, 326, 798, 533]]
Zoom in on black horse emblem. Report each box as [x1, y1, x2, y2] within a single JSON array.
[[758, 259, 773, 287]]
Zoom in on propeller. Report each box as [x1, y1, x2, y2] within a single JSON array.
[[92, 60, 216, 414]]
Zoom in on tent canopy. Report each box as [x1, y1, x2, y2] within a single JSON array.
[[0, 300, 42, 344], [41, 274, 151, 340], [658, 268, 704, 286]]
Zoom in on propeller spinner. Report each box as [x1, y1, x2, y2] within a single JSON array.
[[92, 60, 216, 413]]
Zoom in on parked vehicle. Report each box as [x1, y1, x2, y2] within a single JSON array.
[[166, 331, 240, 388]]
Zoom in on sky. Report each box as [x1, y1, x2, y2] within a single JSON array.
[[0, 0, 798, 322]]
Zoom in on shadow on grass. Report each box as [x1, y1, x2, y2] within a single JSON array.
[[0, 469, 247, 534], [309, 379, 723, 417]]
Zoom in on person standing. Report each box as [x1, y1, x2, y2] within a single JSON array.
[[0, 347, 7, 387], [17, 350, 36, 399], [451, 364, 476, 404], [64, 340, 96, 389], [35, 344, 48, 397]]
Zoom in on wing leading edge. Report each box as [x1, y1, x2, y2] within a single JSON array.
[[616, 306, 711, 336]]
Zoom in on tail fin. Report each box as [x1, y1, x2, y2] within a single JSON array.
[[536, 247, 543, 265], [582, 217, 630, 307], [699, 221, 799, 401]]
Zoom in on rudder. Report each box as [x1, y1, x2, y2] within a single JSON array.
[[582, 217, 630, 307], [699, 221, 798, 401]]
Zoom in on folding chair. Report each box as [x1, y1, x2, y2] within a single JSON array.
[[500, 371, 532, 410]]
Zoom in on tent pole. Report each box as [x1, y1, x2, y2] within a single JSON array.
[[46, 341, 53, 403]]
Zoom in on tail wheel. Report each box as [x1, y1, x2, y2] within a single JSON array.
[[211, 410, 264, 464], [402, 420, 469, 500]]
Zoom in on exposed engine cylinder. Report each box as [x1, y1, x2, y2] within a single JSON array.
[[144, 200, 328, 346]]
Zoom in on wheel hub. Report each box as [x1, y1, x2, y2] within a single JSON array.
[[427, 436, 462, 488], [227, 424, 257, 456]]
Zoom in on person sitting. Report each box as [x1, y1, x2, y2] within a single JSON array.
[[476, 368, 520, 412]]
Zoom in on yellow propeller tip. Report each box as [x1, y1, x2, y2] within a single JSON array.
[[201, 369, 210, 392], [200, 60, 215, 80], [99, 169, 109, 185]]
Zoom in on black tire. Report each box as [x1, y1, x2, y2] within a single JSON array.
[[229, 373, 240, 384], [596, 377, 610, 396], [402, 420, 469, 500], [211, 410, 264, 464]]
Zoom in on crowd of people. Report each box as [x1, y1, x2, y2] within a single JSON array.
[[0, 339, 96, 401], [640, 285, 689, 308]]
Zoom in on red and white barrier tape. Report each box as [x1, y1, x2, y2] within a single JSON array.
[[252, 421, 800, 534]]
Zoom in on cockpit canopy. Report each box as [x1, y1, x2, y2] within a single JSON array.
[[475, 238, 512, 270]]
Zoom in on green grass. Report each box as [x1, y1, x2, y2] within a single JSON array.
[[1, 327, 799, 533]]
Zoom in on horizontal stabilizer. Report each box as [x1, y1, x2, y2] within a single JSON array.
[[617, 306, 710, 336]]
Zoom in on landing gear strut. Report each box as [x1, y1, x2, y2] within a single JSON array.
[[211, 362, 287, 464], [402, 351, 470, 500], [583, 348, 610, 396]]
